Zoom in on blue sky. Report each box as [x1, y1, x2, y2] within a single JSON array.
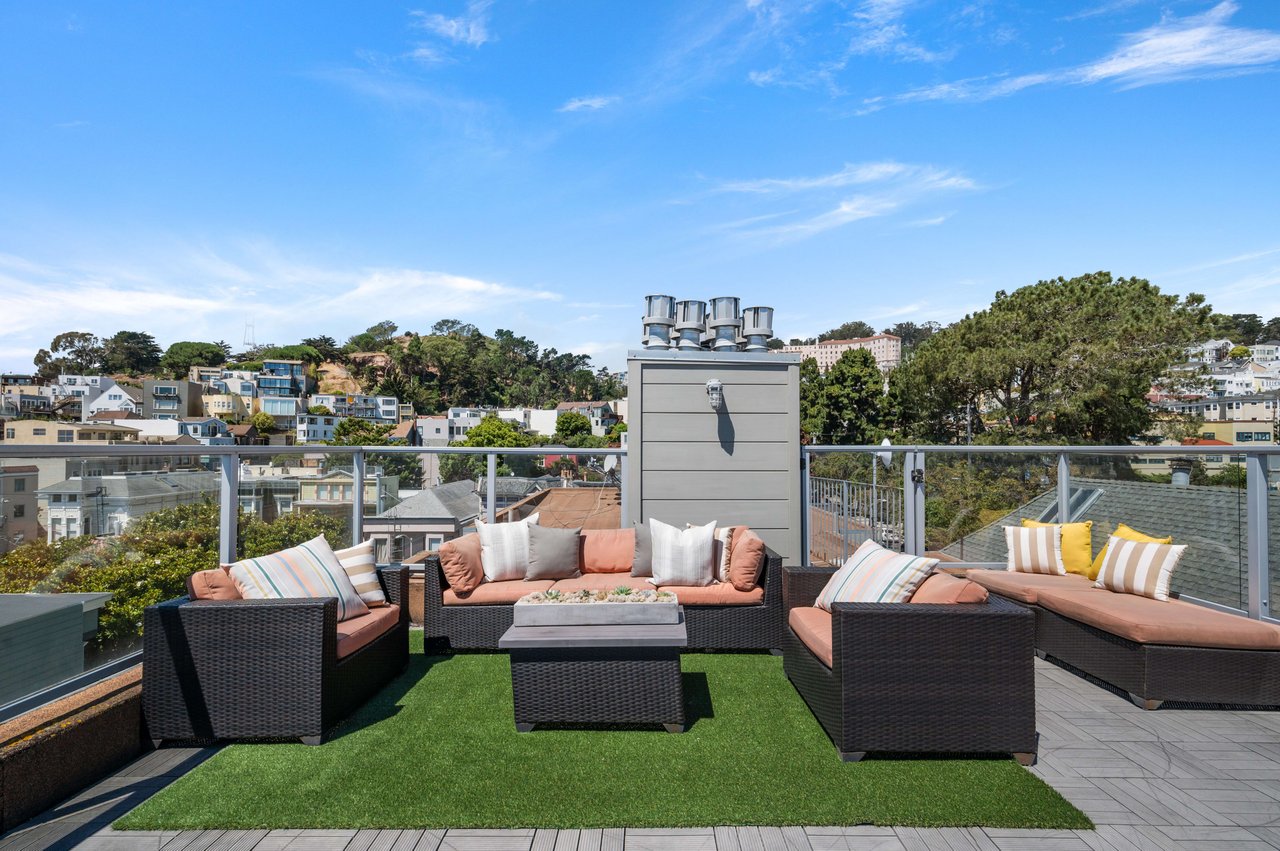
[[2, 0, 1279, 373]]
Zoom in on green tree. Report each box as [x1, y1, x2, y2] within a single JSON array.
[[1228, 345, 1252, 360], [438, 415, 535, 483], [1261, 316, 1280, 341], [301, 335, 342, 362], [882, 321, 940, 354], [819, 320, 876, 341], [818, 349, 885, 444], [33, 331, 104, 379], [328, 419, 424, 488], [259, 344, 323, 364], [555, 411, 592, 443], [160, 341, 228, 378], [345, 320, 399, 352], [249, 411, 276, 433], [605, 421, 628, 446], [308, 405, 334, 416], [895, 273, 1211, 444], [101, 331, 162, 375], [798, 357, 826, 443]]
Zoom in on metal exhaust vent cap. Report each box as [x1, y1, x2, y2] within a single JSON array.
[[707, 296, 741, 351], [674, 299, 707, 350], [641, 294, 676, 349], [741, 306, 774, 351]]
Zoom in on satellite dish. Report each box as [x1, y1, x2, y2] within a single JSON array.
[[877, 437, 893, 469], [603, 456, 618, 472]]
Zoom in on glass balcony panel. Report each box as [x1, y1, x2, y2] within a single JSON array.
[[924, 452, 1059, 562], [807, 450, 903, 566]]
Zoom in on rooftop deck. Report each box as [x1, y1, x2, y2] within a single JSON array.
[[4, 657, 1279, 851]]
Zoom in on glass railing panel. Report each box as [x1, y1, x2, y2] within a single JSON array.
[[0, 451, 221, 710], [806, 450, 902, 565], [236, 449, 351, 557], [922, 451, 1059, 561]]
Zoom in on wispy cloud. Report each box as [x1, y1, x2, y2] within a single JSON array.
[[410, 0, 493, 48], [846, 0, 946, 63], [1059, 0, 1146, 23], [558, 95, 620, 113], [862, 1, 1280, 111], [906, 213, 951, 227], [708, 161, 977, 243]]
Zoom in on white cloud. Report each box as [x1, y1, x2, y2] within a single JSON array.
[[709, 161, 977, 243], [864, 1, 1280, 109], [846, 0, 944, 62], [410, 0, 493, 47], [906, 214, 951, 227], [558, 95, 620, 113]]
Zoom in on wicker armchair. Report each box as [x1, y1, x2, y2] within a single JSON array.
[[783, 566, 1037, 764], [422, 548, 785, 652], [143, 565, 410, 746]]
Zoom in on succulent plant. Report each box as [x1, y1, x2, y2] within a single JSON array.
[[613, 586, 633, 596]]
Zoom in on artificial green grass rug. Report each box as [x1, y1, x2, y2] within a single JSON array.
[[118, 639, 1089, 830]]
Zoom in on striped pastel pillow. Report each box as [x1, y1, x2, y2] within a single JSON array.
[[649, 519, 717, 588], [476, 513, 541, 582], [814, 540, 938, 611], [227, 534, 370, 622], [1004, 525, 1065, 575], [334, 539, 386, 608], [1094, 536, 1187, 601]]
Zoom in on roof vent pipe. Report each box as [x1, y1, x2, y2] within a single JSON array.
[[741, 306, 774, 351], [707, 296, 741, 351], [674, 300, 707, 350], [641, 295, 676, 349]]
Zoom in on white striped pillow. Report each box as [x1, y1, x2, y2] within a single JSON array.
[[226, 534, 370, 622], [649, 519, 717, 588], [689, 524, 737, 582], [476, 513, 540, 582], [814, 540, 938, 611], [1094, 536, 1187, 601], [1004, 525, 1065, 575], [334, 539, 386, 608]]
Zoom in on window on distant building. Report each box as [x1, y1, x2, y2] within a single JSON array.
[[1237, 433, 1253, 442], [12, 504, 24, 518], [58, 430, 74, 443], [32, 427, 46, 436], [1202, 432, 1216, 440], [1206, 455, 1223, 463], [52, 494, 62, 503], [1256, 432, 1272, 441], [1230, 454, 1246, 463], [3, 428, 12, 439]]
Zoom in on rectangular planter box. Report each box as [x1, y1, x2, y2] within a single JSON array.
[[512, 601, 681, 626]]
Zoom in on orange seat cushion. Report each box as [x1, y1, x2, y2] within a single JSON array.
[[336, 604, 400, 659], [551, 575, 651, 594], [727, 527, 767, 591], [789, 607, 833, 668], [1036, 588, 1280, 651], [188, 567, 241, 601], [910, 572, 989, 604], [965, 569, 1092, 604], [580, 528, 635, 574], [661, 583, 764, 606], [439, 533, 484, 594], [443, 580, 554, 606]]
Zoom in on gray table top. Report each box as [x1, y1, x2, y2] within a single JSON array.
[[499, 610, 688, 649]]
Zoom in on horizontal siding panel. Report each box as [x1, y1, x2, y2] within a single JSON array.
[[642, 413, 792, 443], [641, 365, 790, 385], [643, 443, 791, 472], [641, 383, 794, 415], [642, 499, 793, 530], [642, 471, 790, 501]]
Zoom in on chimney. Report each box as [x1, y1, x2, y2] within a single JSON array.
[[673, 300, 707, 350], [641, 295, 676, 349], [741, 306, 774, 351], [1170, 457, 1193, 487], [707, 296, 741, 351]]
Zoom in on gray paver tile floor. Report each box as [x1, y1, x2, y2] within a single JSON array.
[[2, 658, 1279, 851]]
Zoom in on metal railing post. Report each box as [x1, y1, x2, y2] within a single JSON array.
[[1245, 451, 1270, 620], [218, 454, 239, 564], [841, 479, 850, 562], [619, 452, 630, 526], [486, 453, 497, 524], [902, 450, 926, 555], [351, 450, 365, 546], [800, 451, 810, 565], [1057, 453, 1071, 523]]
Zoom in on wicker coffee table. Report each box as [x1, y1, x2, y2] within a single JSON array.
[[498, 610, 688, 733]]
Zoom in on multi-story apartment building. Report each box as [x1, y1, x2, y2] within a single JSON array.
[[1203, 362, 1280, 396], [1, 420, 142, 446], [258, 396, 304, 431], [129, 417, 234, 445], [415, 416, 449, 442], [257, 359, 311, 398], [38, 470, 219, 541], [363, 479, 479, 562], [142, 379, 203, 419], [1158, 392, 1279, 423], [1251, 341, 1280, 363], [0, 465, 39, 554], [293, 469, 401, 519], [446, 407, 486, 439], [0, 383, 55, 418], [779, 334, 902, 372], [296, 413, 345, 443], [554, 401, 619, 437], [1186, 339, 1236, 363], [309, 394, 399, 424], [187, 365, 224, 384], [202, 393, 250, 422], [81, 381, 140, 420]]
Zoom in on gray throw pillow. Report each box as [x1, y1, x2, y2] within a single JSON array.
[[525, 525, 583, 581], [631, 520, 653, 577]]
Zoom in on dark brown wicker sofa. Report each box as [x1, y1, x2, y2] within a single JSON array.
[[966, 569, 1280, 709], [143, 565, 410, 745], [423, 546, 784, 651], [783, 566, 1038, 763]]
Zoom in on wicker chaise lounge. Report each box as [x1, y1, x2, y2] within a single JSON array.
[[783, 566, 1038, 763], [423, 546, 785, 651], [143, 565, 410, 745]]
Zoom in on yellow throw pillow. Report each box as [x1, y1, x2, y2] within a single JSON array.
[[1022, 519, 1094, 578], [1088, 523, 1172, 581]]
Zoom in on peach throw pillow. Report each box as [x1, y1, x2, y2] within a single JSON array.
[[580, 528, 635, 573], [727, 527, 767, 591], [439, 533, 484, 594], [909, 572, 989, 604], [188, 567, 241, 601]]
